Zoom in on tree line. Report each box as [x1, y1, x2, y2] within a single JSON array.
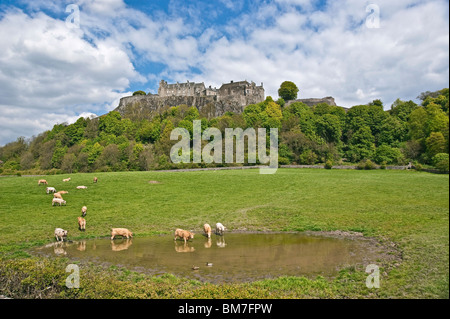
[[0, 87, 448, 174]]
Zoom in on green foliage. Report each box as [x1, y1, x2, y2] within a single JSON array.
[[1, 88, 448, 175], [132, 90, 147, 96], [324, 160, 333, 169], [278, 81, 299, 101], [432, 153, 449, 172]]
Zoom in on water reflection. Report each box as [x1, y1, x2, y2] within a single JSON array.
[[32, 233, 382, 283], [111, 239, 133, 252]]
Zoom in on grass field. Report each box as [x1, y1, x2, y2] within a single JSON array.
[[0, 168, 448, 299]]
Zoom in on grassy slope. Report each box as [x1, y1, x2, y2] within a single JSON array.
[[0, 168, 448, 298]]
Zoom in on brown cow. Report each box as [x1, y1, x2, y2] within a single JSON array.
[[57, 190, 69, 194], [203, 223, 212, 238], [53, 193, 63, 200], [93, 177, 98, 183], [111, 228, 133, 240], [78, 217, 86, 231], [38, 179, 48, 185], [174, 228, 195, 243]]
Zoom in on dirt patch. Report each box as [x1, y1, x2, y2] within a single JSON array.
[[305, 230, 403, 270]]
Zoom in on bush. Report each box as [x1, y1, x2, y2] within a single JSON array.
[[358, 159, 377, 170], [324, 160, 333, 169], [380, 161, 387, 169], [432, 153, 449, 172]]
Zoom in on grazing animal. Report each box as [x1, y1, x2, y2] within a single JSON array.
[[203, 223, 212, 238], [52, 198, 66, 206], [77, 217, 86, 231], [76, 186, 87, 189], [93, 177, 98, 183], [215, 223, 226, 235], [53, 193, 63, 200], [81, 206, 87, 217], [57, 190, 69, 194], [63, 178, 71, 182], [38, 179, 48, 185], [54, 228, 68, 241], [174, 228, 195, 243], [111, 228, 133, 240], [46, 187, 56, 194]]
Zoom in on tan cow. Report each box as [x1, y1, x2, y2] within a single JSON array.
[[63, 178, 71, 182], [81, 206, 87, 217], [93, 177, 98, 183], [174, 228, 195, 243], [38, 179, 48, 185], [53, 193, 63, 200], [78, 217, 86, 231], [76, 186, 87, 189], [203, 223, 212, 238], [111, 228, 133, 240], [57, 190, 69, 194]]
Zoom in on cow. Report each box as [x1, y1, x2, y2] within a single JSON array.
[[77, 217, 86, 231], [63, 178, 71, 182], [38, 179, 48, 185], [57, 191, 69, 194], [111, 228, 133, 240], [93, 177, 98, 183], [52, 198, 66, 206], [203, 223, 212, 238], [81, 206, 87, 217], [46, 187, 56, 194], [76, 186, 87, 189], [54, 228, 68, 241], [174, 228, 194, 243], [53, 193, 63, 200], [215, 223, 226, 235]]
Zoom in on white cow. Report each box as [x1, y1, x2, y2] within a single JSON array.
[[46, 187, 56, 194], [54, 228, 68, 241], [215, 223, 226, 235], [52, 198, 67, 206]]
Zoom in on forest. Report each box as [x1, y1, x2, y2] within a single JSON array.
[[0, 88, 448, 175]]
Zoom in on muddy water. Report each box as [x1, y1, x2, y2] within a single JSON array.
[[32, 233, 381, 283]]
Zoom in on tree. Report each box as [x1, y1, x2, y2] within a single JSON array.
[[278, 81, 299, 101], [425, 132, 446, 160], [132, 90, 146, 96]]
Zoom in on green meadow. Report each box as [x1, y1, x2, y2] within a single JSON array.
[[0, 168, 448, 299]]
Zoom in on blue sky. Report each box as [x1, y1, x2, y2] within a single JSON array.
[[0, 0, 448, 146]]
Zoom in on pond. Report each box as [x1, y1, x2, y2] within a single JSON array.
[[32, 232, 385, 283]]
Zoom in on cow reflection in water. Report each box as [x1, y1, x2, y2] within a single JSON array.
[[53, 241, 67, 256], [111, 238, 133, 251], [216, 236, 226, 248], [174, 242, 195, 253], [204, 237, 212, 248], [77, 240, 86, 252]]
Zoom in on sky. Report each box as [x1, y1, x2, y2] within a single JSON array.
[[0, 0, 448, 146]]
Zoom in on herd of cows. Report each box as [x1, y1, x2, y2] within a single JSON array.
[[38, 177, 227, 244]]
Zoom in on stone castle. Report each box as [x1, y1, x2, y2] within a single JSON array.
[[115, 80, 265, 118], [114, 79, 337, 118]]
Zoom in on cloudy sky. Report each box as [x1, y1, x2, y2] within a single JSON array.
[[0, 0, 448, 146]]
